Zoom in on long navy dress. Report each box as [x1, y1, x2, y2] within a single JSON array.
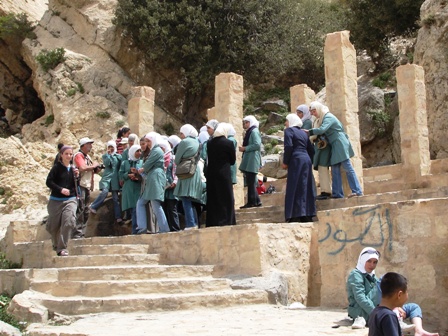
[[283, 126, 316, 222], [205, 136, 236, 227]]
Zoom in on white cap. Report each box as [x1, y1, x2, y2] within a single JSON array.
[[119, 137, 128, 144], [79, 137, 94, 146]]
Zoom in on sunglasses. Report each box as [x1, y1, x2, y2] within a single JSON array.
[[361, 249, 381, 257]]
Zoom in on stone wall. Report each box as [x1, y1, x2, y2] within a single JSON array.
[[310, 197, 448, 331]]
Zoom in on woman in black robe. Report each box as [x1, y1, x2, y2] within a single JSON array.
[[205, 123, 237, 227], [281, 114, 316, 222]]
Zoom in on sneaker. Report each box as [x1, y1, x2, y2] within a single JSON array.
[[184, 226, 198, 230], [348, 193, 363, 198], [352, 316, 366, 329], [399, 320, 415, 332]]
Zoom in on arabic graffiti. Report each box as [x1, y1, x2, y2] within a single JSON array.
[[318, 205, 393, 255]]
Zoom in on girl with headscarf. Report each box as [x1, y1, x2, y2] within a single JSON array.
[[121, 133, 139, 162], [307, 101, 363, 199], [205, 123, 236, 227], [346, 248, 437, 335], [162, 137, 180, 232], [119, 144, 143, 234], [226, 123, 238, 185], [296, 104, 313, 130], [135, 132, 169, 234], [174, 124, 203, 229], [46, 146, 78, 256], [89, 140, 122, 223], [281, 114, 316, 222], [239, 115, 262, 208]]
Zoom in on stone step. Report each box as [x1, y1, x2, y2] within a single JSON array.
[[18, 288, 269, 316], [50, 254, 160, 268], [70, 244, 149, 255], [236, 206, 284, 224], [31, 265, 216, 282], [30, 277, 231, 297]]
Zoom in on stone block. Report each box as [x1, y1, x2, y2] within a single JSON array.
[[289, 84, 315, 112]]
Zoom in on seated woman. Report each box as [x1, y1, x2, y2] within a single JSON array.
[[346, 247, 439, 336]]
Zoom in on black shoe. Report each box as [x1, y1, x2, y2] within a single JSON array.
[[240, 204, 256, 209], [316, 194, 329, 200], [256, 203, 262, 207]]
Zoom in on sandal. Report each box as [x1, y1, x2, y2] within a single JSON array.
[[57, 250, 69, 256]]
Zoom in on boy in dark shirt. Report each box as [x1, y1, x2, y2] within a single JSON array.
[[368, 272, 409, 336]]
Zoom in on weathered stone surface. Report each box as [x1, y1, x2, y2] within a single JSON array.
[[290, 84, 315, 112], [7, 290, 48, 324], [0, 321, 21, 336], [414, 0, 448, 159]]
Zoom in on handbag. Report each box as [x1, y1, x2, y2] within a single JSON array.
[[317, 135, 328, 149], [175, 149, 200, 180]]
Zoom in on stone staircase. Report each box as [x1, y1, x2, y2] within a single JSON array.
[[7, 240, 269, 323]]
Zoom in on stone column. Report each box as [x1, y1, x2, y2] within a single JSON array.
[[208, 72, 244, 207], [396, 64, 430, 180], [127, 86, 155, 136], [290, 84, 316, 112], [324, 30, 363, 191]]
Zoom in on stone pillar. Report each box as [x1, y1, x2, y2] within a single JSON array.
[[396, 64, 430, 180], [208, 72, 244, 207], [324, 30, 363, 191], [290, 84, 316, 112], [127, 86, 155, 136]]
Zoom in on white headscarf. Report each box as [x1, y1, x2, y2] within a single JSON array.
[[206, 119, 219, 131], [168, 135, 181, 148], [159, 139, 171, 153], [227, 124, 236, 137], [128, 144, 141, 161], [180, 124, 198, 138], [200, 126, 207, 133], [243, 115, 259, 128], [198, 130, 209, 144], [214, 122, 232, 138], [145, 132, 161, 149], [356, 247, 380, 275], [128, 133, 139, 143], [286, 114, 303, 128], [106, 140, 117, 155], [297, 104, 312, 123], [310, 101, 330, 128]]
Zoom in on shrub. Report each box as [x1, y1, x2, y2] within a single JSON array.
[[421, 14, 436, 28], [96, 111, 111, 119], [266, 125, 283, 135], [372, 71, 393, 89], [0, 253, 21, 269], [115, 120, 125, 128], [44, 114, 54, 126], [270, 138, 279, 147], [36, 48, 66, 72], [76, 82, 85, 94], [0, 12, 36, 40], [66, 88, 77, 97], [366, 109, 391, 136], [264, 143, 273, 153], [161, 122, 175, 135]]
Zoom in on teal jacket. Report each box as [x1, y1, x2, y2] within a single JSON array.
[[309, 113, 354, 165], [99, 153, 122, 191], [239, 128, 261, 174], [141, 145, 166, 202], [174, 137, 203, 202], [119, 159, 142, 210], [346, 269, 380, 322]]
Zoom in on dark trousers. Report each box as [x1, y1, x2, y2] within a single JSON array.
[[73, 186, 90, 238], [245, 172, 261, 206], [163, 199, 180, 232]]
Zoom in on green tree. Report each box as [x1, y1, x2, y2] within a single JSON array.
[[345, 0, 424, 70], [114, 0, 347, 113], [0, 12, 36, 40]]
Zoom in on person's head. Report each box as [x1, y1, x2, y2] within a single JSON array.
[[168, 135, 181, 149], [205, 119, 219, 136], [198, 130, 209, 144], [380, 272, 408, 306], [296, 104, 311, 122], [159, 139, 171, 154], [119, 137, 129, 148], [145, 132, 160, 150], [285, 114, 303, 128], [309, 101, 329, 119], [59, 145, 73, 165], [356, 247, 380, 275], [117, 127, 131, 139], [106, 140, 117, 155], [214, 122, 232, 138], [140, 137, 148, 152], [129, 144, 142, 161], [79, 137, 94, 154], [227, 124, 236, 137], [57, 143, 64, 151], [128, 133, 138, 147], [242, 115, 259, 130], [179, 124, 198, 139]]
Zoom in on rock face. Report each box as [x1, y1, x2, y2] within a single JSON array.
[[414, 0, 448, 159]]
